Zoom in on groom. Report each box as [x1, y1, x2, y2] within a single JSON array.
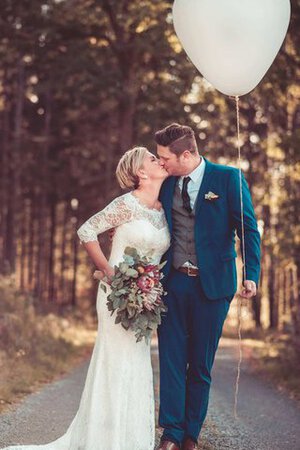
[[155, 123, 261, 450]]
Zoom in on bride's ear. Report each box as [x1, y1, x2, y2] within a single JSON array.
[[137, 168, 148, 180]]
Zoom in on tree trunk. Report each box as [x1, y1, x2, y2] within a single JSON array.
[[27, 198, 36, 291], [253, 258, 262, 328], [35, 89, 52, 300], [71, 217, 79, 307], [0, 73, 10, 273], [59, 201, 68, 304], [5, 59, 25, 273], [268, 257, 278, 329], [290, 264, 300, 335], [48, 196, 57, 302], [118, 67, 139, 152], [19, 202, 27, 291]]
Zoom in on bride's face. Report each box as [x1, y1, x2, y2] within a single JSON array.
[[140, 152, 168, 181], [156, 145, 185, 176]]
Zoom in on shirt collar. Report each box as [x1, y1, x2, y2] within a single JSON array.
[[181, 157, 205, 184]]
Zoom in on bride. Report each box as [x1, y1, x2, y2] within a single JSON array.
[[2, 147, 170, 450]]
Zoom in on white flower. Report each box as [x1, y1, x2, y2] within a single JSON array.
[[204, 191, 219, 201]]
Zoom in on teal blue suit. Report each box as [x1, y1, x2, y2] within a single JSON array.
[[159, 158, 261, 298], [157, 158, 261, 445]]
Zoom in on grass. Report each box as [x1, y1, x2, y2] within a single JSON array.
[[0, 275, 97, 413]]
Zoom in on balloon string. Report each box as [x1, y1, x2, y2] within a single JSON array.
[[234, 293, 243, 419], [233, 95, 246, 419], [235, 96, 247, 283]]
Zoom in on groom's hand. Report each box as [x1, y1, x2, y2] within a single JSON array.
[[241, 280, 257, 298], [108, 228, 116, 241]]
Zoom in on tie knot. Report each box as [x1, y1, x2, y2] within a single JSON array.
[[183, 176, 191, 186]]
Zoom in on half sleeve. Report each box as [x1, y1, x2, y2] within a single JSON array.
[[77, 195, 134, 243]]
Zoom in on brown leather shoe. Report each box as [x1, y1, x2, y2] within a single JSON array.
[[182, 437, 199, 450], [157, 440, 181, 450]]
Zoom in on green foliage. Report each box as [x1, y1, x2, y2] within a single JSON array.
[[100, 247, 167, 343], [0, 276, 72, 357]]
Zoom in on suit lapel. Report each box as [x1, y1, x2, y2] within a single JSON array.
[[195, 158, 215, 216]]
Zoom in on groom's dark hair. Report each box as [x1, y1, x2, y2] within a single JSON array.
[[154, 123, 198, 156]]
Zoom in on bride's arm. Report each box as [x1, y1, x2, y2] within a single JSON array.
[[77, 195, 134, 278], [80, 241, 114, 278]]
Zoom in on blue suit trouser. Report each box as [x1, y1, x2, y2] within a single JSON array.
[[157, 268, 232, 445]]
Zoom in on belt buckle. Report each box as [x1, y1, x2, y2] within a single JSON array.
[[187, 265, 193, 277]]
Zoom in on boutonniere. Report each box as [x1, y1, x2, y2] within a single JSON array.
[[204, 191, 220, 201]]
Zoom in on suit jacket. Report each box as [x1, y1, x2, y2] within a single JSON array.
[[159, 158, 261, 300]]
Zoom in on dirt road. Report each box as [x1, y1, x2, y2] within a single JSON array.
[[0, 338, 299, 449]]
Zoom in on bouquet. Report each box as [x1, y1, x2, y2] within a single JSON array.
[[100, 247, 167, 343]]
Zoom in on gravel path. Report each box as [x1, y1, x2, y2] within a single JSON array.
[[200, 338, 300, 450], [0, 337, 299, 449]]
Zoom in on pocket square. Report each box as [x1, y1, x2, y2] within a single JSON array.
[[204, 191, 219, 201]]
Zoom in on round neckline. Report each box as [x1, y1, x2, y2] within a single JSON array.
[[129, 191, 163, 213]]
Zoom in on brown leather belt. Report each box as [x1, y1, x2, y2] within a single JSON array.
[[177, 266, 199, 277]]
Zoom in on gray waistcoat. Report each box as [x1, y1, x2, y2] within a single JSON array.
[[172, 183, 198, 268]]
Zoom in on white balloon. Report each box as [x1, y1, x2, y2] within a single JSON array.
[[173, 0, 291, 96]]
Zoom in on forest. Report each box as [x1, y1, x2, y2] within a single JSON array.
[[0, 0, 299, 339]]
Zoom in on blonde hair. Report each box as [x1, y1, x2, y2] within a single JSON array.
[[116, 146, 148, 189]]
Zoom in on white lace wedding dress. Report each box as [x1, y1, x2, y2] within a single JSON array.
[[3, 192, 170, 450]]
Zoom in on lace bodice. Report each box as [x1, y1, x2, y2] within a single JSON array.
[[77, 192, 170, 266]]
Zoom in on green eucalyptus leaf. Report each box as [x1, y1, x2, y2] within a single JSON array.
[[126, 268, 138, 277], [127, 306, 136, 319], [113, 298, 121, 309], [158, 260, 167, 269], [115, 315, 122, 325], [100, 284, 107, 293], [119, 263, 129, 273], [122, 317, 130, 329], [118, 288, 127, 295]]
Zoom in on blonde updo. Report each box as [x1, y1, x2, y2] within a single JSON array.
[[116, 146, 148, 189]]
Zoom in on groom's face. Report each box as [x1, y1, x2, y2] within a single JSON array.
[[156, 145, 189, 176]]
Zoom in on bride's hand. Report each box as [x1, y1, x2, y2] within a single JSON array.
[[93, 270, 105, 281], [93, 266, 115, 284], [104, 265, 115, 282]]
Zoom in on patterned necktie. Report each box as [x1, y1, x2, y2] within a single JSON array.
[[181, 176, 192, 213]]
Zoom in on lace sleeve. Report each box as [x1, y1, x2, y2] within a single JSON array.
[[77, 194, 134, 243]]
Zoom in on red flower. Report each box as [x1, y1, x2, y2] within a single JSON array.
[[137, 275, 155, 293], [144, 265, 160, 282], [144, 264, 156, 272]]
